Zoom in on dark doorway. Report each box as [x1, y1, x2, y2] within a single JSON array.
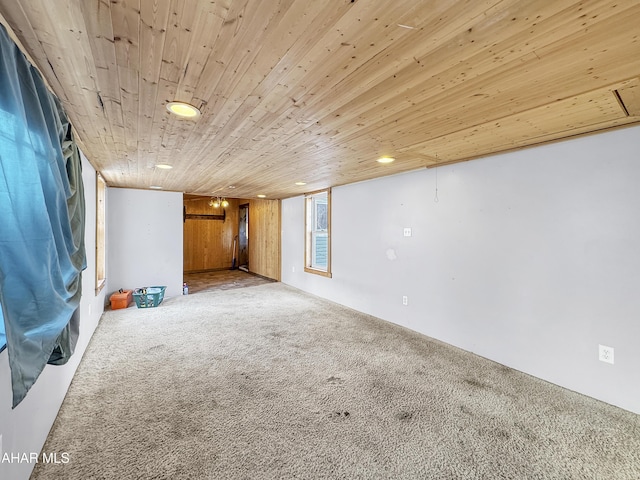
[[238, 203, 249, 271]]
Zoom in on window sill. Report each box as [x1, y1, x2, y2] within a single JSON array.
[[304, 267, 332, 278], [95, 278, 106, 296]]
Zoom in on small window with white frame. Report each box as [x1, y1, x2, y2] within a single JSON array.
[[305, 189, 331, 277]]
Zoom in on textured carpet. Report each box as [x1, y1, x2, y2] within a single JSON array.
[[32, 283, 639, 479]]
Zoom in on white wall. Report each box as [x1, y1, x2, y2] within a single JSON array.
[[107, 188, 183, 299], [281, 125, 640, 414], [0, 152, 107, 480]]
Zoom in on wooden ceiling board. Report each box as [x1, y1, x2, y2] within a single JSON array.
[[330, 3, 640, 149], [111, 0, 140, 176], [0, 0, 639, 200], [153, 0, 204, 162], [404, 86, 632, 161], [287, 1, 574, 128], [137, 0, 172, 170], [78, 0, 125, 162], [245, 0, 640, 166], [616, 79, 640, 117], [235, 0, 499, 154]]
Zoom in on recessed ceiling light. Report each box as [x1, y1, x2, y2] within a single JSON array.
[[295, 182, 307, 186], [377, 156, 395, 164], [149, 185, 163, 190], [228, 185, 236, 189], [166, 101, 201, 118], [257, 194, 266, 198], [155, 163, 173, 169]]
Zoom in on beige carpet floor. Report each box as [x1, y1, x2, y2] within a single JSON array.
[[32, 283, 639, 479]]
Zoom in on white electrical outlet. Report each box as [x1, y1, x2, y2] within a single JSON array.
[[402, 295, 408, 306], [598, 344, 614, 364], [403, 227, 412, 237]]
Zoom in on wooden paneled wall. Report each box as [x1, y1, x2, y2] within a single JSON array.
[[183, 197, 240, 272], [183, 196, 281, 281], [249, 199, 281, 281]]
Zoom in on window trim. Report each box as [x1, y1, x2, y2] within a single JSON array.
[[304, 188, 332, 278], [95, 173, 106, 295]]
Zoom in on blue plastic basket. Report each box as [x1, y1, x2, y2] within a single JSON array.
[[132, 286, 166, 308]]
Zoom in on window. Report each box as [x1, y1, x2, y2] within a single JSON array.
[[96, 173, 106, 294], [305, 189, 332, 277]]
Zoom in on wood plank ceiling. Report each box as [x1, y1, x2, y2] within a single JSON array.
[[1, 0, 639, 199]]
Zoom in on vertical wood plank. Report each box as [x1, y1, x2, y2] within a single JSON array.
[[249, 199, 281, 281], [183, 196, 240, 272]]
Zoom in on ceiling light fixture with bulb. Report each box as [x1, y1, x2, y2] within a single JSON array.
[[377, 156, 395, 164], [166, 101, 201, 119], [209, 196, 229, 208]]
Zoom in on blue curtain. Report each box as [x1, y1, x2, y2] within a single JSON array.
[[0, 24, 86, 407], [0, 310, 5, 354]]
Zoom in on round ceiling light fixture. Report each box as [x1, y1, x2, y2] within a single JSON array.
[[166, 101, 201, 119], [257, 194, 267, 198], [377, 156, 395, 164], [155, 163, 173, 169]]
